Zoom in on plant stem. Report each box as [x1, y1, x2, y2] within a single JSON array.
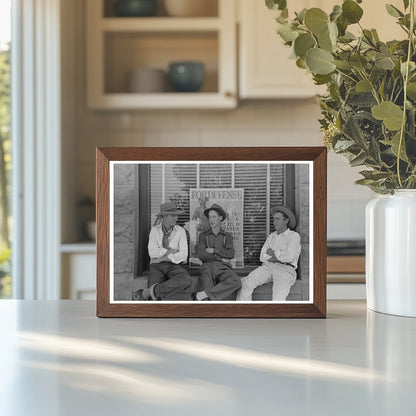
[[397, 0, 415, 188], [334, 68, 358, 84]]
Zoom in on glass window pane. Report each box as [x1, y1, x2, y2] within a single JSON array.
[[0, 0, 11, 298]]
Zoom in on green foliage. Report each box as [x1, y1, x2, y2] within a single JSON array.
[[0, 247, 11, 298], [0, 47, 10, 129], [266, 0, 416, 194]]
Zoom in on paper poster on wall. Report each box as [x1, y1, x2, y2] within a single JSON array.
[[188, 188, 244, 268]]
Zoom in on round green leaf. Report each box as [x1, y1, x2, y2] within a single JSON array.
[[296, 57, 308, 69], [350, 54, 368, 70], [305, 48, 335, 75], [266, 0, 287, 11], [375, 56, 395, 70], [304, 8, 329, 35], [294, 33, 316, 58], [385, 4, 403, 18], [330, 5, 342, 22], [333, 60, 352, 70], [371, 101, 404, 131], [318, 28, 334, 52], [356, 80, 372, 92], [389, 132, 408, 162], [342, 0, 363, 24], [277, 23, 298, 43], [407, 82, 416, 99], [328, 21, 338, 43]]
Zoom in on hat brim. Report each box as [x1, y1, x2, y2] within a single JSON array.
[[271, 206, 296, 229], [156, 209, 184, 217], [204, 207, 226, 221]]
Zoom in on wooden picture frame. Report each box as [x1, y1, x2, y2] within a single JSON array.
[[96, 147, 327, 318]]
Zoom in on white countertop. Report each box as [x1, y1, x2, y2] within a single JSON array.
[[0, 300, 415, 415]]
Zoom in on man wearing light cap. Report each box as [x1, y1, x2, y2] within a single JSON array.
[[195, 203, 241, 301], [237, 205, 301, 301], [133, 202, 192, 301]]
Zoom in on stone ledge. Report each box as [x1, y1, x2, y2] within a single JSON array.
[[132, 275, 305, 301]]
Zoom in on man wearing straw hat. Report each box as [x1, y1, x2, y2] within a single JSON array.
[[194, 203, 241, 301], [133, 202, 192, 301], [237, 205, 301, 301]]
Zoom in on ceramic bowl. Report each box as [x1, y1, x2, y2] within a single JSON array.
[[168, 62, 205, 92], [164, 0, 217, 17], [86, 221, 96, 241], [114, 0, 158, 17], [128, 68, 167, 93]]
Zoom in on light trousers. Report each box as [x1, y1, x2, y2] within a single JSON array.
[[237, 262, 297, 301]]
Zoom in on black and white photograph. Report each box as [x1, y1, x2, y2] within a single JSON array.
[[110, 160, 313, 304]]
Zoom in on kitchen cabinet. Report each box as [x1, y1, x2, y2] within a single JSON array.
[[238, 0, 404, 99], [61, 244, 96, 300], [86, 0, 237, 109], [238, 0, 326, 99]]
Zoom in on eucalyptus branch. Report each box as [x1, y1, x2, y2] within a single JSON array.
[[390, 79, 398, 101], [358, 69, 381, 104], [393, 85, 404, 103], [397, 0, 415, 188], [334, 68, 359, 84]]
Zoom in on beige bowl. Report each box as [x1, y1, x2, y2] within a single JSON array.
[[86, 221, 96, 241], [128, 68, 167, 93], [164, 0, 218, 17]]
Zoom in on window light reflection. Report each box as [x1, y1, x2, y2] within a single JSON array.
[[122, 337, 393, 383], [18, 332, 159, 363], [20, 360, 230, 405]]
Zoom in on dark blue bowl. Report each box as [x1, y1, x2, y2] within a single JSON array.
[[168, 62, 205, 92], [114, 0, 157, 17]]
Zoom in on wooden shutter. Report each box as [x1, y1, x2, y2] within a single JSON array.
[[199, 164, 232, 188], [235, 164, 268, 265], [150, 163, 197, 227], [270, 164, 285, 229]]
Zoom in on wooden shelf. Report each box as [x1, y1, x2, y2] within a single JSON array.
[[101, 17, 221, 32], [327, 255, 365, 283], [89, 92, 235, 110], [327, 256, 365, 274]]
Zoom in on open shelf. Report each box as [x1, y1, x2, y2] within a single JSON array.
[[101, 17, 221, 31], [104, 31, 218, 94], [86, 0, 236, 109], [103, 0, 219, 18]]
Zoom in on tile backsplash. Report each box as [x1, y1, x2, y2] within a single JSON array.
[[71, 100, 374, 242]]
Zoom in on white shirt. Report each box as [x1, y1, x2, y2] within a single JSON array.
[[148, 223, 188, 264], [260, 228, 301, 268]]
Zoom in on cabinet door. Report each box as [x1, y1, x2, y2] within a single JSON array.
[[239, 0, 404, 99], [62, 253, 96, 300], [239, 0, 326, 99]]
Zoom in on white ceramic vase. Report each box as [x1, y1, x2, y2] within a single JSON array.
[[366, 189, 416, 317]]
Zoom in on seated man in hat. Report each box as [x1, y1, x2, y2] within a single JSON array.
[[195, 203, 241, 301], [237, 205, 301, 301], [133, 202, 192, 301]]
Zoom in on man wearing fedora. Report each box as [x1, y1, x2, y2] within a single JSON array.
[[195, 203, 241, 301], [133, 202, 192, 301], [237, 205, 301, 301]]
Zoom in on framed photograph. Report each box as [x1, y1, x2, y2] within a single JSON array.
[[96, 147, 327, 318]]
